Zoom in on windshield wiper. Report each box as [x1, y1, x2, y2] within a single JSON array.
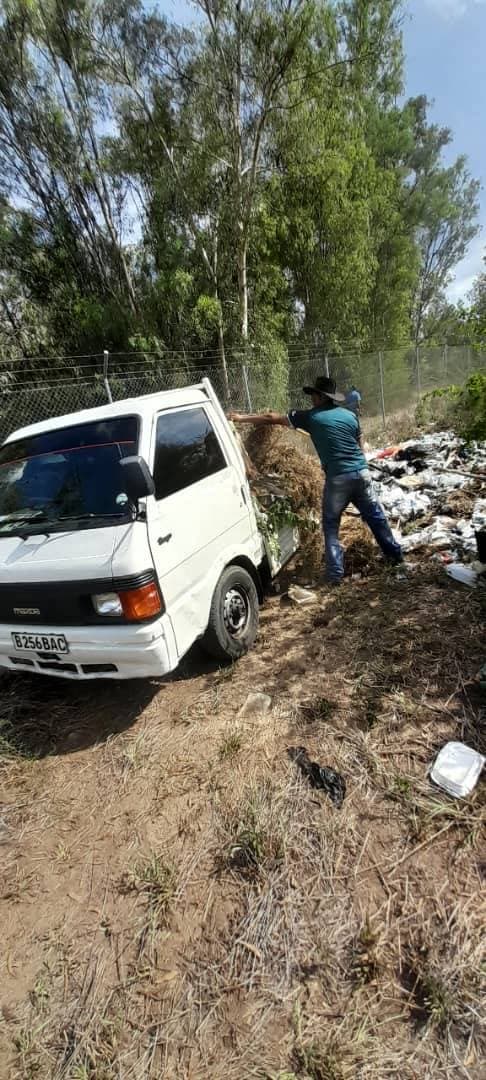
[[0, 509, 50, 534], [0, 508, 47, 525], [0, 509, 127, 535], [54, 511, 125, 523]]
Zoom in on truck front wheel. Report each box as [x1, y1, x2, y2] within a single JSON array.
[[202, 565, 259, 661]]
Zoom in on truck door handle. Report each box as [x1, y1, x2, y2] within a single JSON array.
[[241, 485, 248, 505], [157, 533, 172, 545]]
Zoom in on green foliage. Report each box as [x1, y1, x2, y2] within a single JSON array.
[[0, 0, 480, 398], [415, 372, 486, 441], [191, 294, 222, 344], [460, 373, 486, 441]]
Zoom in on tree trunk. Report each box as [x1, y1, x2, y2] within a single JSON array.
[[216, 300, 230, 404], [212, 232, 230, 403], [237, 236, 249, 342]]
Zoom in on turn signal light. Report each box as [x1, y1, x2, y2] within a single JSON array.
[[119, 582, 163, 621]]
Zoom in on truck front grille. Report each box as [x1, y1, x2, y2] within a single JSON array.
[[0, 570, 157, 626]]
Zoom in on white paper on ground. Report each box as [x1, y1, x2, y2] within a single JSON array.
[[287, 585, 317, 605], [430, 741, 485, 798], [446, 563, 478, 586]]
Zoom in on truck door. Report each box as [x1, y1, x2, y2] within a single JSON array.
[[147, 404, 254, 659]]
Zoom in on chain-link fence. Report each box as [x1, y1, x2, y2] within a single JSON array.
[[0, 343, 485, 443]]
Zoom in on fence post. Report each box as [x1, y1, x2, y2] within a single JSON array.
[[378, 350, 386, 427], [415, 344, 421, 397], [324, 353, 330, 378], [443, 342, 448, 379], [103, 349, 113, 403], [241, 363, 252, 411]]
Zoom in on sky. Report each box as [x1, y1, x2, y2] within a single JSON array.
[[157, 0, 486, 304], [403, 0, 486, 302]]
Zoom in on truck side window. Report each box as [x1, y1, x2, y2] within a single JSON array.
[[154, 408, 226, 500]]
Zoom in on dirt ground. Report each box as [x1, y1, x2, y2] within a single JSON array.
[[0, 534, 485, 1079]]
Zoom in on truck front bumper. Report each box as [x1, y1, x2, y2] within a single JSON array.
[[0, 617, 177, 680]]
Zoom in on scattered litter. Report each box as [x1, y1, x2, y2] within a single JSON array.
[[288, 746, 346, 807], [400, 517, 455, 552], [395, 474, 425, 491], [376, 445, 401, 459], [430, 741, 485, 799], [418, 468, 467, 491], [377, 483, 431, 522], [369, 434, 486, 533], [239, 692, 272, 718], [287, 585, 317, 606], [472, 498, 486, 526], [446, 563, 478, 587], [434, 551, 454, 564]]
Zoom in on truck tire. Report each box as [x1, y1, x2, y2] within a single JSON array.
[[202, 565, 259, 661]]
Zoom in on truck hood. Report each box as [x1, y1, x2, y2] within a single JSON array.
[[0, 527, 117, 584]]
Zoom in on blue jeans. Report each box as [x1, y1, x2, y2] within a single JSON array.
[[322, 469, 402, 582]]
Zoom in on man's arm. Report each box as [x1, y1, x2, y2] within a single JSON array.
[[228, 411, 290, 427]]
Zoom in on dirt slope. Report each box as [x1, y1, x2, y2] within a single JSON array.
[[0, 555, 484, 1079]]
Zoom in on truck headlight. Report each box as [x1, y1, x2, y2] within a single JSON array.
[[92, 583, 162, 620], [92, 592, 123, 616]]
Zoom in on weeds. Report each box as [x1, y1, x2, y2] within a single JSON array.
[[219, 727, 244, 760], [402, 953, 455, 1031], [119, 731, 147, 774], [218, 781, 286, 877], [389, 774, 412, 800], [13, 1024, 44, 1079], [293, 1040, 344, 1080], [352, 917, 382, 986], [29, 974, 50, 1014], [121, 852, 175, 916], [300, 697, 337, 723]]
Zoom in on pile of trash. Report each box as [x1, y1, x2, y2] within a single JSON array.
[[368, 432, 486, 581]]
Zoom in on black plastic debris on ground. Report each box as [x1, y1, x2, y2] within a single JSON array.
[[476, 529, 486, 563], [288, 746, 346, 807]]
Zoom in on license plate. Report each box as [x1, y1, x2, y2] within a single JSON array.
[[11, 632, 69, 655]]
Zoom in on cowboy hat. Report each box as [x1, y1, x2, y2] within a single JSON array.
[[302, 375, 345, 403]]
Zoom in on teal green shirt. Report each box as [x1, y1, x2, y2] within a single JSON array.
[[288, 405, 366, 478]]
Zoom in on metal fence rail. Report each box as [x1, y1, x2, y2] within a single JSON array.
[[0, 343, 484, 443]]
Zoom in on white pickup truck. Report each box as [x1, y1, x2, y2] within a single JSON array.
[[0, 379, 297, 680]]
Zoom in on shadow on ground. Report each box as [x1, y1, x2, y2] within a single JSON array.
[[0, 563, 483, 759], [0, 643, 225, 758]]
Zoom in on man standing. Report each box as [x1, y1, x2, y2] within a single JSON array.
[[345, 386, 361, 416], [229, 374, 402, 584]]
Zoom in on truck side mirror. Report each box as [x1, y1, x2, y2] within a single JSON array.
[[119, 456, 155, 500]]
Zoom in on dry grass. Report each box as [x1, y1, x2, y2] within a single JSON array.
[[0, 546, 485, 1078], [245, 425, 323, 517], [362, 406, 420, 448]]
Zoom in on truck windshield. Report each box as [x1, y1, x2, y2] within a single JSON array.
[[0, 416, 139, 534]]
